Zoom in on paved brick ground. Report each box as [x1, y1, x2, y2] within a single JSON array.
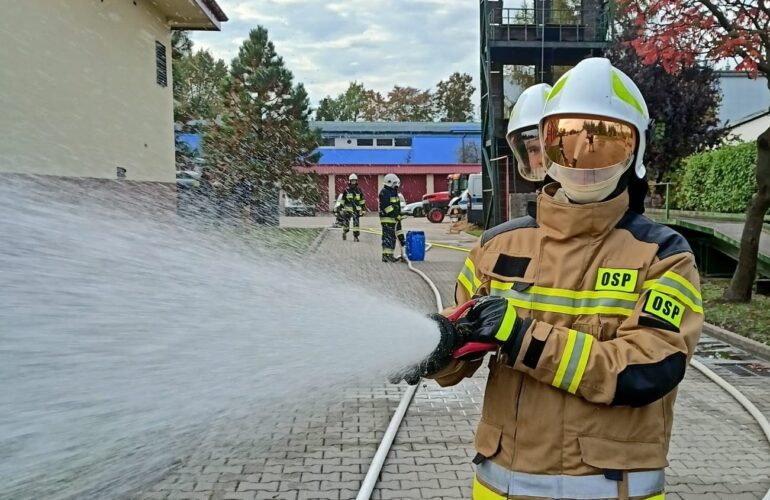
[[138, 224, 770, 500], [137, 229, 438, 500]]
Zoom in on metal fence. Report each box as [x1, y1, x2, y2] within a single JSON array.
[[488, 6, 611, 43]]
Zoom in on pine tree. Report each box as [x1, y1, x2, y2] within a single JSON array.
[[204, 27, 320, 207]]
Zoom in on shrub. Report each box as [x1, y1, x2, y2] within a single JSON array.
[[672, 141, 757, 213]]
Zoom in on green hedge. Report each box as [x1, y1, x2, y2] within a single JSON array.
[[672, 141, 757, 213]]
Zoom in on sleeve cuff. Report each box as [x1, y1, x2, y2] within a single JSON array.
[[509, 320, 553, 370]]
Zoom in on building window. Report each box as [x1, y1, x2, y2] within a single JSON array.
[[357, 138, 374, 146], [376, 138, 393, 147], [321, 137, 335, 146], [394, 138, 412, 147], [155, 41, 168, 87]]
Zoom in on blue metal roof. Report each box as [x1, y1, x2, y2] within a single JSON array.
[[176, 133, 202, 153], [317, 135, 482, 165], [175, 122, 482, 165], [310, 121, 481, 135]]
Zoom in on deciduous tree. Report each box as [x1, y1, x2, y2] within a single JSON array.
[[434, 72, 476, 122], [606, 27, 726, 182], [385, 86, 433, 121], [627, 0, 770, 302]]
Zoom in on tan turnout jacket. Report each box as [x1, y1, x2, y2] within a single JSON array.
[[431, 185, 703, 500]]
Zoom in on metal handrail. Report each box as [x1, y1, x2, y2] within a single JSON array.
[[487, 5, 612, 43]]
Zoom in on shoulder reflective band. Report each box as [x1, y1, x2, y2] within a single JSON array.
[[595, 267, 638, 293], [495, 299, 518, 342], [552, 329, 593, 394], [490, 280, 638, 316], [643, 290, 684, 328], [642, 271, 702, 314], [457, 257, 482, 296]]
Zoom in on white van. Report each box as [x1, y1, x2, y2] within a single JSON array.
[[283, 193, 316, 216], [466, 174, 483, 224]]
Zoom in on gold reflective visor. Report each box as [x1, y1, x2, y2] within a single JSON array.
[[542, 115, 637, 171]]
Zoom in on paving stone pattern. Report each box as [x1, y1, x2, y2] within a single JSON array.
[[138, 227, 770, 500]]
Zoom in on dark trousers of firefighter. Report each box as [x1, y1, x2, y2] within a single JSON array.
[[396, 221, 406, 246], [381, 222, 396, 255], [343, 211, 360, 236]]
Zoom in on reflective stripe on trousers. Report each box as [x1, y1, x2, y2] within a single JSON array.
[[473, 477, 665, 499], [475, 460, 664, 499]]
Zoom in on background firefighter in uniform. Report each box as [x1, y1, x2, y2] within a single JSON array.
[[379, 174, 405, 262], [340, 173, 365, 241], [393, 59, 703, 500]]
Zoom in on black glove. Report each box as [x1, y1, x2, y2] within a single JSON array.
[[389, 313, 467, 385], [461, 296, 531, 363]]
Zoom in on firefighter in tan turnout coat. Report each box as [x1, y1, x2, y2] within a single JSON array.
[[393, 58, 703, 500]]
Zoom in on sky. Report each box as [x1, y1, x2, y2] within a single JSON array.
[[191, 0, 482, 106]]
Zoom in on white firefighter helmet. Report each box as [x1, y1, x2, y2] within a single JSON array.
[[384, 173, 400, 188], [348, 173, 358, 182], [539, 57, 650, 203], [506, 83, 552, 182]]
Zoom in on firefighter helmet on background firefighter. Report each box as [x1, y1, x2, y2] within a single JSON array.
[[506, 83, 552, 182], [384, 173, 400, 188]]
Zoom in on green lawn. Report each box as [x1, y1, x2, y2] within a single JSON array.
[[221, 227, 322, 255], [465, 228, 483, 237], [702, 278, 770, 346], [252, 227, 321, 252]]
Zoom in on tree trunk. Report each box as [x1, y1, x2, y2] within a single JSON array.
[[723, 125, 770, 302]]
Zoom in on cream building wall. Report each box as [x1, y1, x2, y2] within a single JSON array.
[[0, 0, 177, 183]]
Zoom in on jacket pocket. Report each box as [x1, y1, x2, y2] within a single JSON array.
[[474, 420, 503, 459], [578, 436, 668, 470]]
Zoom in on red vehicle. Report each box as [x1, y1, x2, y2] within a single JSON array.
[[421, 174, 470, 223]]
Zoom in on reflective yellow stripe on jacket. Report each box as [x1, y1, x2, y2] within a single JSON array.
[[552, 329, 593, 394], [490, 280, 639, 316], [457, 257, 482, 296]]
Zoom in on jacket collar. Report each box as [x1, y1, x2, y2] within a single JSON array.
[[536, 183, 629, 239]]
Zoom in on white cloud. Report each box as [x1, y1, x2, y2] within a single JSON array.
[[191, 0, 480, 107]]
